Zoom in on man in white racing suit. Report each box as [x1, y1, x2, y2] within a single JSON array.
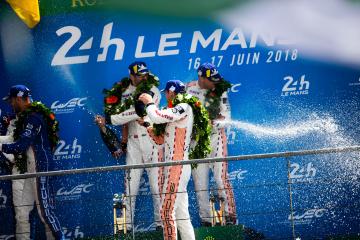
[[139, 80, 196, 240], [95, 62, 163, 230], [187, 63, 237, 226]]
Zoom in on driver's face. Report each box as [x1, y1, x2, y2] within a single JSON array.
[[165, 90, 176, 101], [135, 74, 147, 82], [198, 76, 215, 89], [198, 75, 206, 89], [131, 74, 147, 86], [9, 97, 23, 113]]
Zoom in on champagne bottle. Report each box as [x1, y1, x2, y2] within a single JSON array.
[[99, 125, 122, 154]]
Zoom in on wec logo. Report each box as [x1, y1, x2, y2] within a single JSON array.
[[228, 169, 248, 181], [290, 208, 327, 222], [51, 97, 87, 114], [57, 183, 93, 196], [135, 222, 157, 232], [228, 83, 241, 93], [211, 169, 247, 183]]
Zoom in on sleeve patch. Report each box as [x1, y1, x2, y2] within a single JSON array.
[[24, 129, 32, 137], [173, 105, 185, 114]]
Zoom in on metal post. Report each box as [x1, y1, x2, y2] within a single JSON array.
[[122, 194, 127, 235], [126, 169, 135, 240], [113, 204, 117, 235], [286, 157, 296, 240]]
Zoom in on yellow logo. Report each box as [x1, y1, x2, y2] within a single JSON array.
[[206, 69, 211, 78], [133, 65, 138, 74]]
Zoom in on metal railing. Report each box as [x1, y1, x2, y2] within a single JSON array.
[[1, 145, 360, 240], [1, 146, 359, 181]]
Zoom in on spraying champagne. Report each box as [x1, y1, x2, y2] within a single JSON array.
[[95, 115, 127, 158]]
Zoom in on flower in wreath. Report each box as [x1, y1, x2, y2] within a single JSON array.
[[106, 95, 119, 104], [49, 113, 55, 121]]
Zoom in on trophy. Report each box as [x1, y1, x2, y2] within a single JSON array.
[[210, 189, 225, 226], [113, 193, 127, 235]]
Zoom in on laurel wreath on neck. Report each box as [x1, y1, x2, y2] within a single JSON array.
[[204, 79, 231, 120], [103, 73, 159, 116], [13, 101, 60, 173], [153, 93, 211, 161]]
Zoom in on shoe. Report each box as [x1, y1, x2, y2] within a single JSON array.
[[200, 221, 212, 227]]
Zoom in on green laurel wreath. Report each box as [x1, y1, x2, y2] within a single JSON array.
[[204, 79, 231, 120], [13, 101, 60, 173], [103, 73, 160, 116], [153, 93, 212, 161]]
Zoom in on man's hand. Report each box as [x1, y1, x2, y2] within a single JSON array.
[[94, 115, 106, 131], [136, 118, 150, 127], [138, 93, 153, 105], [112, 149, 123, 159]]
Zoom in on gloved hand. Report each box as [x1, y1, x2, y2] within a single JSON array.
[[134, 101, 147, 117], [136, 91, 154, 117]]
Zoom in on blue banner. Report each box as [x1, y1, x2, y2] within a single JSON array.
[[1, 1, 360, 239]]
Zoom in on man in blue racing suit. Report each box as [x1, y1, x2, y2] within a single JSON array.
[[0, 85, 64, 240]]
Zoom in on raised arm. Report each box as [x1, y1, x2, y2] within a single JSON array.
[[110, 107, 139, 125], [146, 103, 189, 124]]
